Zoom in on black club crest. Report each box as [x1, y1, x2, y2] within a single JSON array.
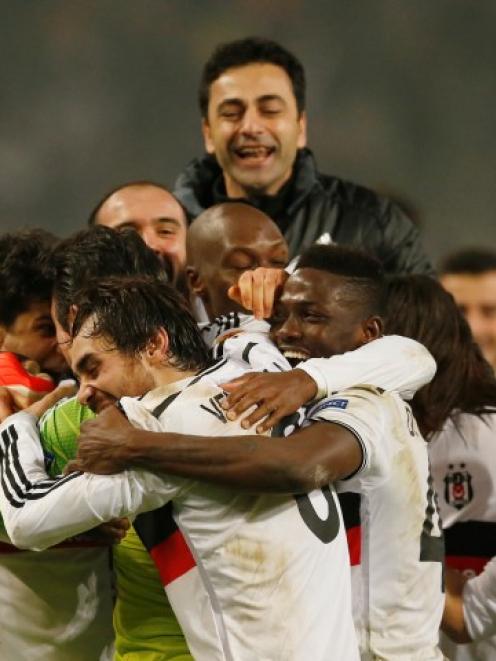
[[444, 463, 473, 510]]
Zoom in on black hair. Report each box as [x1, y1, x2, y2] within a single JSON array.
[[0, 229, 58, 326], [383, 275, 496, 437], [52, 226, 171, 331], [71, 276, 210, 373], [296, 244, 385, 317], [439, 248, 496, 275], [87, 180, 177, 226], [199, 37, 306, 118]]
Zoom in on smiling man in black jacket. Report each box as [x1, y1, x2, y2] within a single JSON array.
[[174, 37, 432, 274]]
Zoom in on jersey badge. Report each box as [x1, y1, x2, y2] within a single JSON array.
[[310, 398, 349, 417], [444, 463, 473, 510]]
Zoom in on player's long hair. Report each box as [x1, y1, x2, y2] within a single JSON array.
[[383, 275, 496, 437], [72, 275, 211, 373]]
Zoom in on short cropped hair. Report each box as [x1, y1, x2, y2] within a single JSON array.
[[296, 244, 385, 317], [440, 248, 496, 275], [0, 229, 57, 326], [53, 226, 170, 331], [87, 180, 175, 226], [199, 37, 306, 118], [71, 276, 210, 373]]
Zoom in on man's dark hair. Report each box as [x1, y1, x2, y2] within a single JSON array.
[[296, 244, 385, 317], [439, 248, 496, 275], [53, 226, 171, 331], [87, 180, 176, 226], [383, 275, 496, 437], [72, 276, 210, 373], [199, 37, 306, 118], [0, 229, 57, 326]]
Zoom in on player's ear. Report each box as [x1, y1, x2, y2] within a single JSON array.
[[297, 111, 307, 148], [145, 328, 170, 365], [186, 266, 207, 299], [202, 118, 215, 154], [361, 316, 383, 343]]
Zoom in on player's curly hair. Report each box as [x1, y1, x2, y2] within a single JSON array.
[[383, 275, 496, 437], [0, 229, 57, 327], [71, 275, 211, 373]]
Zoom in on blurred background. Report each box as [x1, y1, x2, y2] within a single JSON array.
[[1, 0, 495, 263]]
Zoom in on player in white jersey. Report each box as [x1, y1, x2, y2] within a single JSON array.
[[0, 274, 387, 660], [73, 246, 443, 660], [381, 276, 496, 661], [444, 555, 496, 644]]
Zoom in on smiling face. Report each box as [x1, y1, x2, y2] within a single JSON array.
[[71, 318, 156, 413], [203, 63, 307, 198], [270, 269, 380, 365], [0, 300, 67, 376], [95, 184, 187, 281]]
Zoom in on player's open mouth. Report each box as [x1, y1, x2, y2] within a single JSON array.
[[281, 349, 310, 366], [233, 146, 275, 165]]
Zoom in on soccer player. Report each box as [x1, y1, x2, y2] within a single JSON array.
[[47, 225, 191, 660], [384, 275, 496, 661], [73, 246, 443, 660], [0, 229, 114, 661], [0, 273, 412, 660]]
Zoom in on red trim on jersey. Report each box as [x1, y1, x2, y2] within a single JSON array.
[[346, 525, 361, 566], [150, 529, 196, 585], [446, 554, 489, 575]]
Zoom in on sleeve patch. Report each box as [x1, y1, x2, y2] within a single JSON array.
[[311, 398, 349, 416]]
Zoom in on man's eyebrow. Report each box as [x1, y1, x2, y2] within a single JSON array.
[[155, 218, 182, 227], [74, 353, 97, 376], [257, 94, 286, 104]]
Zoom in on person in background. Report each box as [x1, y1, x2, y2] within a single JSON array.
[[384, 275, 496, 661], [0, 228, 114, 661], [174, 36, 432, 274], [89, 180, 187, 286], [440, 248, 496, 372]]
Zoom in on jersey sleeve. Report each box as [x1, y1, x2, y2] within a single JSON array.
[[0, 411, 190, 551], [306, 386, 393, 491], [298, 335, 436, 401], [463, 556, 496, 641]]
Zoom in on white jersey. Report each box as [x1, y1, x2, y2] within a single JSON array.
[[317, 388, 444, 660], [0, 361, 362, 661], [463, 555, 496, 642], [430, 412, 496, 661]]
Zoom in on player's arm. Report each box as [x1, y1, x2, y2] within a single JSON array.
[[222, 335, 436, 432], [73, 387, 391, 493], [443, 559, 496, 643], [0, 410, 184, 551]]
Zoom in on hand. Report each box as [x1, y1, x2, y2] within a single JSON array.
[[65, 405, 133, 475], [0, 387, 18, 422], [26, 381, 77, 419], [92, 517, 130, 544], [228, 267, 288, 320], [221, 369, 318, 433]]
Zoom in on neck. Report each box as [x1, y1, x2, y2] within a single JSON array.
[[149, 365, 198, 389]]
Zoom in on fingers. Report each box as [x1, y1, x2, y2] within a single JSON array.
[[27, 382, 77, 419], [233, 268, 286, 319], [227, 284, 242, 306], [0, 387, 17, 422]]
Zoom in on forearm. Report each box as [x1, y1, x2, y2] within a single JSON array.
[[442, 568, 471, 643], [120, 423, 361, 493], [0, 412, 171, 550]]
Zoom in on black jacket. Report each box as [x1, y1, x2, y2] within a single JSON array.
[[174, 148, 433, 274]]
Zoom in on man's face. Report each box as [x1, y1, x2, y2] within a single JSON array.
[[191, 212, 289, 318], [95, 185, 187, 281], [441, 271, 496, 370], [71, 319, 155, 413], [203, 63, 307, 198], [0, 301, 67, 376], [270, 269, 372, 365]]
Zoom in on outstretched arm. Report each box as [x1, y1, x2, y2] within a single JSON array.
[[0, 411, 181, 550]]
